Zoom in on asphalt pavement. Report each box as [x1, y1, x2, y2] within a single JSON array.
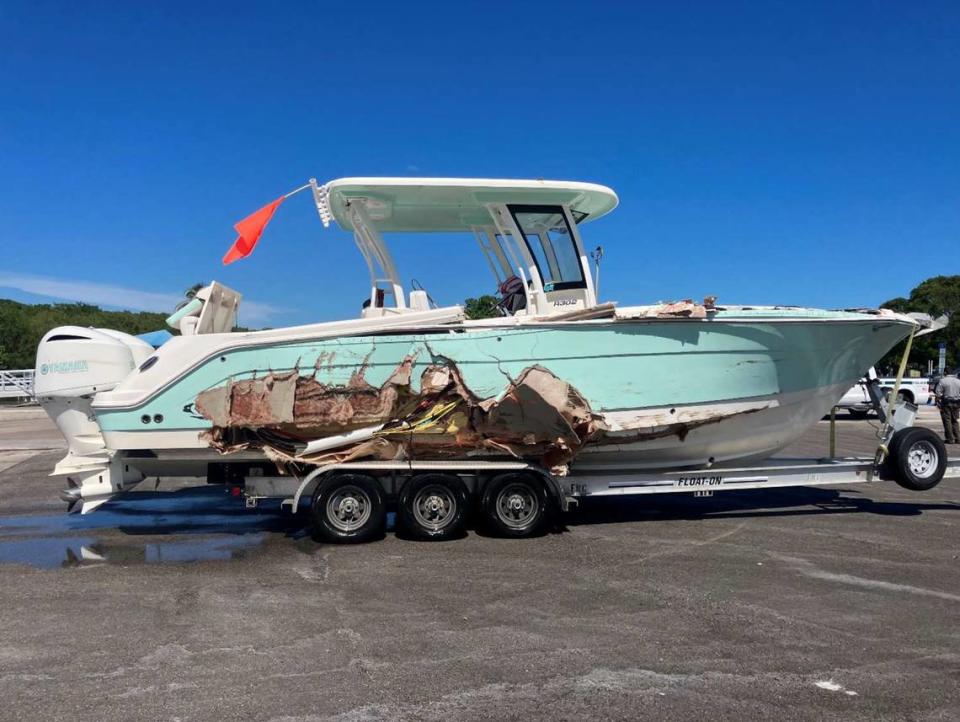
[[0, 406, 957, 721]]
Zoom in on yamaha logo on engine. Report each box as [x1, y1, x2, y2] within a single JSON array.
[[40, 360, 89, 375]]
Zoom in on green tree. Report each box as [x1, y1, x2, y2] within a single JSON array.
[[878, 275, 960, 373], [0, 308, 30, 369], [0, 299, 170, 369], [463, 295, 501, 320]]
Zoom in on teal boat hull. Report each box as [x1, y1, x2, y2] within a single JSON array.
[[92, 312, 915, 470]]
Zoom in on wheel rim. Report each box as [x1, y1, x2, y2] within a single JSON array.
[[495, 483, 539, 529], [411, 484, 457, 531], [906, 440, 939, 479], [326, 485, 372, 532]]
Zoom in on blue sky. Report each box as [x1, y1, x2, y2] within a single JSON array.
[[2, 1, 958, 327]]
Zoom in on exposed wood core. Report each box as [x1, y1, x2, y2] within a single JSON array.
[[195, 355, 769, 475]]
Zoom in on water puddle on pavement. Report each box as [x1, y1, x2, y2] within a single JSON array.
[[0, 534, 266, 569], [0, 485, 310, 569]]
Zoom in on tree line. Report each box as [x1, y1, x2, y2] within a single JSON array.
[[878, 275, 959, 374], [0, 299, 169, 369]]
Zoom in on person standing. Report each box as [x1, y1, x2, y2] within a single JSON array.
[[935, 367, 960, 444]]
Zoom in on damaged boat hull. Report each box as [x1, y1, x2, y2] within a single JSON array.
[[90, 311, 914, 471]]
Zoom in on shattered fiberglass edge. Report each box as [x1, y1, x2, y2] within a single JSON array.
[[194, 353, 764, 475]]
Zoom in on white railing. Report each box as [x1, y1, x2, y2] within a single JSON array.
[[0, 369, 35, 401]]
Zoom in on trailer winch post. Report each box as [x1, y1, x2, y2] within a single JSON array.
[[870, 328, 916, 476]]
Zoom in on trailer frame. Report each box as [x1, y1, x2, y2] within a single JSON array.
[[235, 387, 956, 540], [241, 452, 959, 510]]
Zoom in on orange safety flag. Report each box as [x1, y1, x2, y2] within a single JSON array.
[[222, 196, 285, 265]]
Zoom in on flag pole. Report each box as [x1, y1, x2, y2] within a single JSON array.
[[283, 182, 312, 199]]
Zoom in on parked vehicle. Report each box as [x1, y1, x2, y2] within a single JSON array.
[[837, 368, 932, 417], [880, 374, 932, 405], [837, 379, 874, 418]]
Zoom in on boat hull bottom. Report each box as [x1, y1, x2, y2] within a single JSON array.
[[575, 381, 852, 472]]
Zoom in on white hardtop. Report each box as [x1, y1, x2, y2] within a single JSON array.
[[305, 176, 616, 318], [322, 177, 619, 232]]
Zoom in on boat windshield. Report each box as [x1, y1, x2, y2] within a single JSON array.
[[508, 205, 586, 291]]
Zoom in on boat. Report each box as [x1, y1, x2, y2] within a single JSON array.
[[34, 177, 920, 518]]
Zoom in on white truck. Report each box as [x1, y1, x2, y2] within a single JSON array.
[[837, 368, 932, 418]]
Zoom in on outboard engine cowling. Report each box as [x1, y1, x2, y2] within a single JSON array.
[[35, 326, 153, 399], [35, 327, 154, 511]]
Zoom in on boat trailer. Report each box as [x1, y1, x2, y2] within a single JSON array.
[[237, 379, 957, 542]]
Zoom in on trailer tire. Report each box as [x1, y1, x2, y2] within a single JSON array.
[[887, 427, 947, 491], [398, 474, 469, 541], [481, 473, 548, 538], [311, 473, 386, 543]]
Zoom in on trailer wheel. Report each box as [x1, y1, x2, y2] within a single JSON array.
[[888, 427, 947, 491], [398, 474, 469, 541], [481, 473, 548, 538], [311, 473, 386, 543]]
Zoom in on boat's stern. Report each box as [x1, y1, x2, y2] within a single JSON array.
[[34, 327, 154, 512]]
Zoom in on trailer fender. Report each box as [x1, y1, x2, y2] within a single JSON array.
[[291, 466, 335, 511], [535, 470, 570, 514]]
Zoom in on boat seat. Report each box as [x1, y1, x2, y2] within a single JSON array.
[[409, 289, 430, 312], [165, 282, 242, 335]]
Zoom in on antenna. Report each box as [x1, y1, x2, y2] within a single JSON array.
[[590, 246, 604, 299]]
